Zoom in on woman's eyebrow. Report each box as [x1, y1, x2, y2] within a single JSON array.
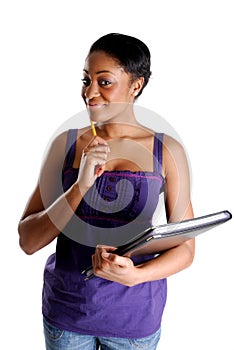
[[83, 69, 116, 75]]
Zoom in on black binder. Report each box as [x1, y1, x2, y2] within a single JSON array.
[[82, 210, 232, 280]]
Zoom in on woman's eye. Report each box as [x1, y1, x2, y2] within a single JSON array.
[[81, 78, 90, 87], [99, 79, 112, 86]]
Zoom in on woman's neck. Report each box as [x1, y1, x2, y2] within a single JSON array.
[[97, 119, 144, 139]]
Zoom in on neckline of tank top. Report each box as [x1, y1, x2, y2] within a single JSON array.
[[63, 168, 164, 182]]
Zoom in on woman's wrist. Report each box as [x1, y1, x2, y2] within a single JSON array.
[[74, 180, 90, 197]]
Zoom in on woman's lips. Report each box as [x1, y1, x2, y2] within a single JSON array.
[[87, 103, 105, 110]]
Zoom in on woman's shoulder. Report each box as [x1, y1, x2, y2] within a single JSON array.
[[161, 133, 184, 151], [161, 134, 189, 175]]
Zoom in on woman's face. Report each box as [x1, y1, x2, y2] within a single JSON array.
[[81, 51, 137, 123]]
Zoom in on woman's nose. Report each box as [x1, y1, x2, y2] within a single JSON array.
[[84, 82, 100, 99]]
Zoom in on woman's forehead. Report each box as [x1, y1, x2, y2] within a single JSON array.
[[84, 51, 124, 73]]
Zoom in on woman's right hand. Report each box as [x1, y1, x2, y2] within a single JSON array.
[[77, 136, 110, 193]]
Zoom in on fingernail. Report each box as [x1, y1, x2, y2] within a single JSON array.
[[102, 252, 110, 258]]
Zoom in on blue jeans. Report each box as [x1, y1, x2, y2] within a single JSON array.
[[43, 318, 161, 350]]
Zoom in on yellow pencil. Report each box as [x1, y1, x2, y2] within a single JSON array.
[[90, 120, 97, 137]]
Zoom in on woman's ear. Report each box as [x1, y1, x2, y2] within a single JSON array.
[[131, 77, 144, 97]]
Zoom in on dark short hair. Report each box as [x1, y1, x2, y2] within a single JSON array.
[[88, 33, 151, 97]]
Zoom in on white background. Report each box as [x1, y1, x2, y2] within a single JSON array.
[[1, 1, 233, 349]]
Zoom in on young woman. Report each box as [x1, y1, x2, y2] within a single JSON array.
[[18, 33, 195, 350]]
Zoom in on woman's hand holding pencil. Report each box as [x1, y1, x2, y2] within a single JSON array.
[[76, 122, 110, 192]]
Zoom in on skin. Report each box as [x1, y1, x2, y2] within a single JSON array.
[[18, 50, 195, 287]]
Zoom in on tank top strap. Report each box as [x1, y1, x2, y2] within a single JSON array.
[[153, 132, 164, 174], [64, 129, 78, 168]]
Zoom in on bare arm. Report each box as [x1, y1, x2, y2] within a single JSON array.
[[18, 132, 109, 254], [92, 135, 195, 286]]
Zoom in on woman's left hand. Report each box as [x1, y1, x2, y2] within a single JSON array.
[[92, 245, 139, 287]]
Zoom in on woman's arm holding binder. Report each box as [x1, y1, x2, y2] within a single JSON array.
[[92, 135, 195, 286]]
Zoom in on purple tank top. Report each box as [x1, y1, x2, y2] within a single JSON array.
[[42, 129, 167, 338]]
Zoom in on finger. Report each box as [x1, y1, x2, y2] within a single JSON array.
[[92, 251, 103, 273], [87, 136, 109, 148], [101, 253, 133, 268], [94, 144, 111, 153], [92, 254, 100, 276], [95, 245, 116, 267], [81, 153, 108, 168], [96, 165, 105, 177], [88, 146, 110, 156], [95, 136, 109, 145], [91, 254, 95, 266], [95, 245, 103, 267], [83, 145, 110, 159], [92, 153, 109, 163], [96, 245, 117, 252]]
